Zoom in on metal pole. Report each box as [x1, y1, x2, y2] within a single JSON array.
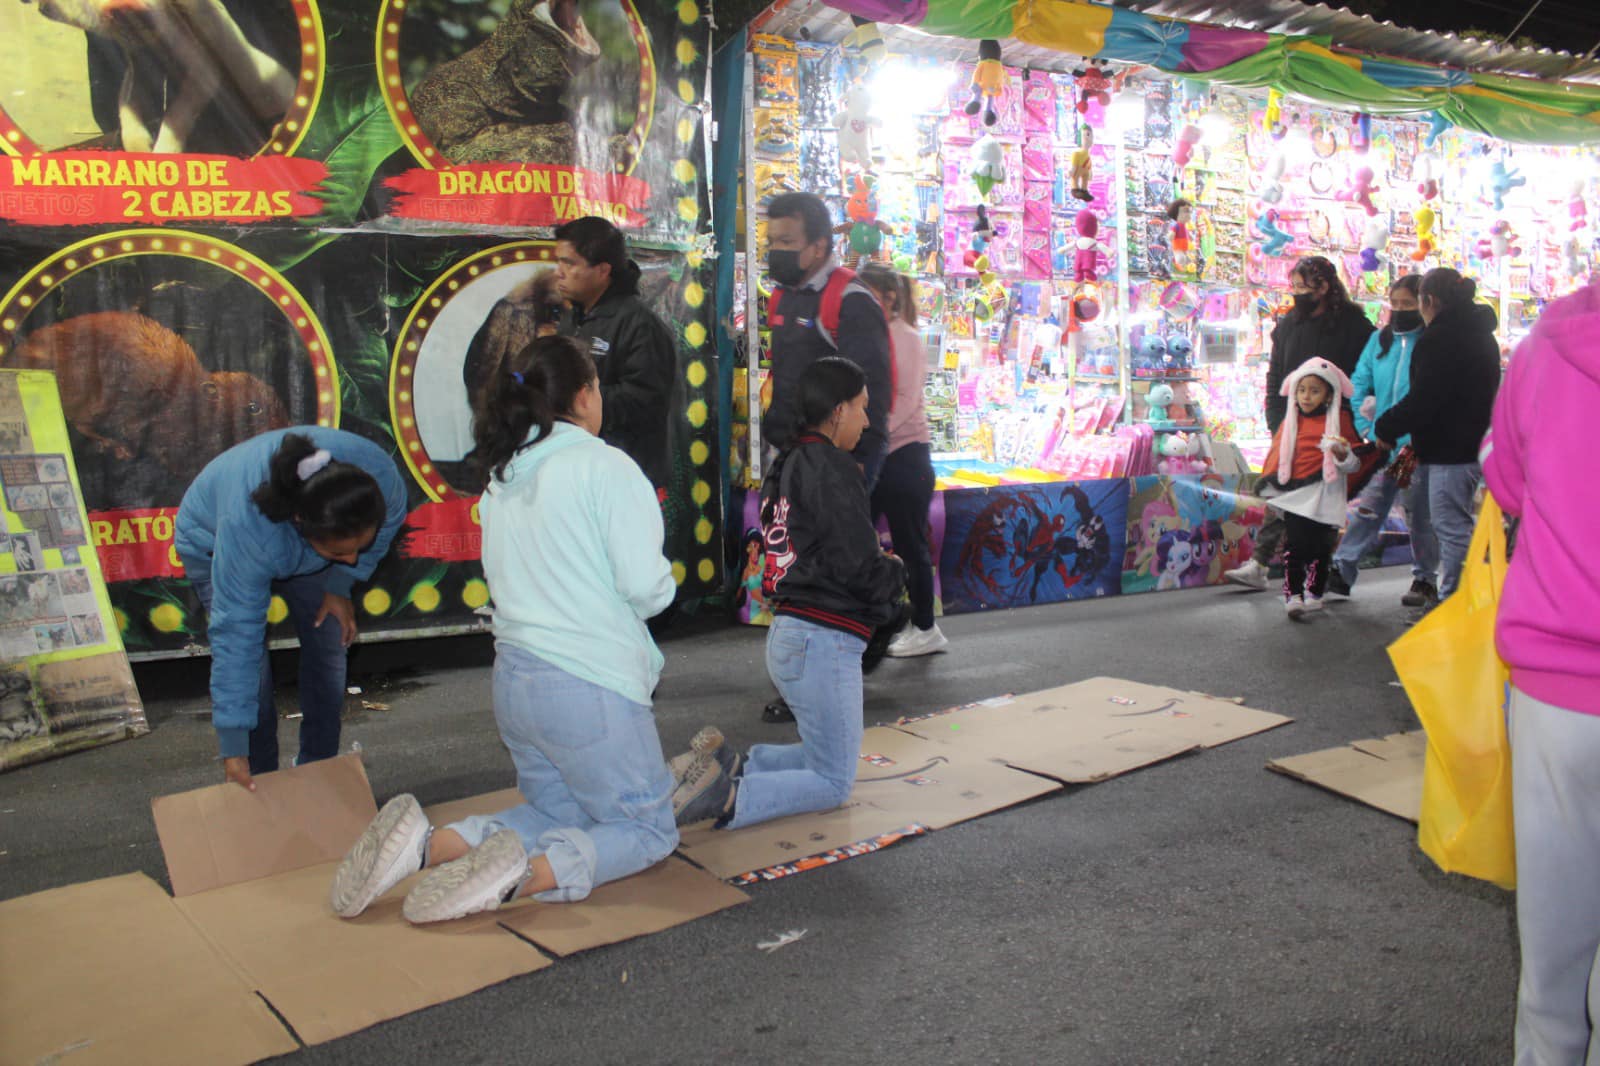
[[742, 49, 763, 484]]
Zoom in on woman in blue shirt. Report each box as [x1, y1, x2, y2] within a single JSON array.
[[329, 335, 678, 924], [175, 428, 409, 790]]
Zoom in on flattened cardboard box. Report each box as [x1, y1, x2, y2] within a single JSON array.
[[0, 873, 298, 1066], [896, 677, 1291, 782], [676, 726, 1061, 880], [152, 756, 550, 1046], [422, 790, 749, 957], [1267, 732, 1425, 822]]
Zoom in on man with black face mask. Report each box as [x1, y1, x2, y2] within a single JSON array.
[[1226, 255, 1374, 591], [762, 192, 893, 489]]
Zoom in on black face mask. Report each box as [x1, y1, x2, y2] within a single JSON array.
[[767, 249, 808, 287], [1390, 309, 1423, 333], [1292, 292, 1319, 316]]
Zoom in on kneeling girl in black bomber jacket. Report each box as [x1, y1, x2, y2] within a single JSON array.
[[674, 357, 905, 828]]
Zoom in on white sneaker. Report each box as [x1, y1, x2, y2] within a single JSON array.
[[1284, 595, 1307, 619], [402, 829, 528, 924], [1225, 559, 1269, 590], [1303, 595, 1325, 613], [888, 623, 949, 658], [329, 794, 429, 918]]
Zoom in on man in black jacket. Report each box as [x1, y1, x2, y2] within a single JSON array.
[[555, 217, 677, 490], [1375, 269, 1500, 599], [762, 192, 894, 490], [1226, 256, 1375, 590]]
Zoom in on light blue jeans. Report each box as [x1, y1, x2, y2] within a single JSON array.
[[1332, 469, 1440, 587], [446, 643, 677, 902], [1418, 462, 1482, 599], [727, 615, 866, 830], [1510, 687, 1600, 1065]]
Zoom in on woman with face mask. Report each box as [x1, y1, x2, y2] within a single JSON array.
[[1375, 268, 1501, 601], [1326, 273, 1440, 606], [1227, 256, 1374, 590]]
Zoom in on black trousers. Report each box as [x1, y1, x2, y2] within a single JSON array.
[[870, 442, 937, 630], [1282, 511, 1339, 599]]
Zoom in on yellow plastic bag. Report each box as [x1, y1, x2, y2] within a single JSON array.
[[1387, 493, 1515, 890]]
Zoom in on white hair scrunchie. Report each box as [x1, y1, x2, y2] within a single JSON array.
[[297, 449, 333, 482]]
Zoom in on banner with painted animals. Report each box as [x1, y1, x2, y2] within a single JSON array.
[[0, 0, 711, 245]]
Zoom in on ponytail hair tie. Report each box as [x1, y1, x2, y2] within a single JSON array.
[[510, 370, 526, 385], [296, 449, 333, 482]]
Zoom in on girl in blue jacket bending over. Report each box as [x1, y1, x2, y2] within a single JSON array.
[[330, 336, 679, 924], [1327, 273, 1440, 605], [175, 428, 409, 791]]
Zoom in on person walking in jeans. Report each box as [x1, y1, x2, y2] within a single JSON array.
[[859, 262, 947, 658], [175, 428, 409, 791], [1328, 273, 1440, 606], [1375, 268, 1501, 600], [328, 337, 679, 923], [1480, 277, 1600, 1063], [675, 357, 904, 827]]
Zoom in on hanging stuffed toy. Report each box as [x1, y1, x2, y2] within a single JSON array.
[[1263, 89, 1285, 139], [1425, 111, 1452, 149], [1411, 205, 1437, 263], [1070, 125, 1094, 202], [1569, 179, 1589, 233], [1073, 209, 1107, 283], [1359, 219, 1389, 272], [1476, 220, 1521, 262], [1415, 154, 1440, 201], [842, 16, 887, 70], [1167, 199, 1193, 254], [1254, 209, 1293, 258], [1487, 159, 1526, 211], [1337, 165, 1379, 217], [964, 39, 1007, 127], [1259, 153, 1286, 205], [833, 85, 877, 171], [1173, 124, 1202, 169], [1562, 234, 1589, 278], [969, 133, 1005, 199], [1350, 114, 1371, 154], [837, 174, 895, 258], [971, 254, 1008, 321], [1073, 59, 1113, 115], [963, 203, 995, 268]]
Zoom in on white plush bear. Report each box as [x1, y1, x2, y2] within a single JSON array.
[[834, 87, 878, 170]]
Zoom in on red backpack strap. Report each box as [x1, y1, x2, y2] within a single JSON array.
[[767, 286, 785, 323], [817, 267, 856, 342]]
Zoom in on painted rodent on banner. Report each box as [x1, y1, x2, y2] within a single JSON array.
[[22, 0, 297, 155]]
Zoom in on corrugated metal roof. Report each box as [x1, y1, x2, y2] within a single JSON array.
[[1114, 0, 1600, 86]]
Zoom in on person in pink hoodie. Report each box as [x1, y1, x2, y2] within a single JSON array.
[[1481, 277, 1600, 1064]]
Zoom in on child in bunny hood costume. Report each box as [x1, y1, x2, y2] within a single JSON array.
[[1255, 358, 1361, 616]]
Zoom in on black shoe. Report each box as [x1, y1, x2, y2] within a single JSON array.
[[1326, 571, 1352, 598], [1401, 580, 1439, 608], [762, 697, 795, 724]]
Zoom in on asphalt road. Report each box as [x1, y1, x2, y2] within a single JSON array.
[[0, 569, 1517, 1064]]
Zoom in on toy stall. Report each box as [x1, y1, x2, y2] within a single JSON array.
[[717, 0, 1600, 617]]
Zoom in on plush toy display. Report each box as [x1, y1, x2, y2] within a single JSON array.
[[1359, 219, 1390, 272], [1562, 234, 1588, 277], [1477, 219, 1522, 261], [1351, 113, 1371, 154], [1412, 205, 1437, 262], [1146, 383, 1176, 422], [1073, 59, 1113, 114], [1488, 159, 1526, 211], [1259, 153, 1286, 205], [1254, 209, 1293, 258], [1070, 126, 1095, 201], [1165, 334, 1193, 371], [1415, 154, 1439, 200], [970, 134, 1006, 198], [1073, 209, 1107, 283], [839, 174, 895, 257], [1338, 165, 1379, 216], [1263, 89, 1285, 138], [965, 39, 1007, 127], [1167, 198, 1193, 253], [833, 85, 877, 170], [1173, 124, 1202, 169], [1570, 179, 1589, 233], [1134, 334, 1166, 374]]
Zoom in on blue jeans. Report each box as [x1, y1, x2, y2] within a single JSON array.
[[1419, 462, 1482, 599], [446, 644, 677, 902], [1332, 470, 1440, 587], [189, 568, 346, 775], [729, 615, 866, 830]]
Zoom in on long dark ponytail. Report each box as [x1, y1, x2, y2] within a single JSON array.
[[251, 433, 386, 540], [472, 335, 597, 488]]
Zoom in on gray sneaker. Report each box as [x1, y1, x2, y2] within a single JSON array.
[[674, 759, 738, 826], [329, 794, 429, 918], [401, 830, 528, 924], [670, 726, 741, 789]]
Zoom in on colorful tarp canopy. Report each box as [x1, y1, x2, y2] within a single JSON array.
[[822, 0, 1600, 145]]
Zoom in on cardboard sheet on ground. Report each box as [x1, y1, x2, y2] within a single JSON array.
[[676, 726, 1060, 880], [423, 788, 750, 956], [174, 861, 550, 1046], [1266, 732, 1425, 822], [152, 753, 378, 896], [0, 873, 298, 1066], [896, 678, 1291, 782]]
